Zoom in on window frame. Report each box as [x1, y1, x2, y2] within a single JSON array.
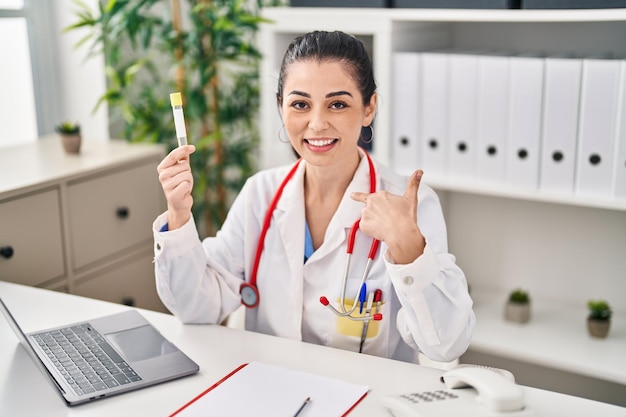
[[0, 0, 60, 138]]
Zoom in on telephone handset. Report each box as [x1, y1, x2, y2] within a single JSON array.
[[381, 365, 534, 417]]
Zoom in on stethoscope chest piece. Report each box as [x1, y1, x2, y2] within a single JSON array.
[[240, 283, 260, 308]]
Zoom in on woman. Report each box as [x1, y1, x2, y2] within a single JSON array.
[[153, 30, 474, 363]]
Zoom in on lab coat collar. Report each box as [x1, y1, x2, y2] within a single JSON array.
[[336, 148, 375, 229], [273, 160, 306, 273], [275, 150, 376, 264]]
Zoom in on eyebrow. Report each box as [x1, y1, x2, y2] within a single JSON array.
[[288, 90, 353, 98]]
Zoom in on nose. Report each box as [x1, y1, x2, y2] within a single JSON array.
[[308, 107, 329, 132]]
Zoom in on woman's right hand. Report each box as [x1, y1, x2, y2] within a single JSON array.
[[157, 145, 196, 230]]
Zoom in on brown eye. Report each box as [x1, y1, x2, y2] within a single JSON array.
[[291, 101, 308, 110]]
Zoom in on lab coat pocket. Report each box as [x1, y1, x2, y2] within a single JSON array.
[[335, 297, 382, 338]]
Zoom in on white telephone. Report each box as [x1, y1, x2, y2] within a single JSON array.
[[381, 365, 534, 417]]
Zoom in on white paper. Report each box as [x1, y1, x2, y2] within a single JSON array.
[[172, 361, 369, 417]]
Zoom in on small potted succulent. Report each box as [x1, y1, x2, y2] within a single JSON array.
[[504, 288, 531, 324], [55, 121, 81, 154], [587, 299, 612, 338]]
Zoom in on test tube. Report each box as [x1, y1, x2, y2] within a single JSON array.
[[170, 92, 188, 146]]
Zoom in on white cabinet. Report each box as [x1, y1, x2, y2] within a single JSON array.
[[0, 137, 167, 312], [67, 163, 162, 270], [0, 188, 65, 286], [259, 7, 626, 406]]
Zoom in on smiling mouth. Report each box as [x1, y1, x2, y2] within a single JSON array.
[[305, 138, 338, 147]]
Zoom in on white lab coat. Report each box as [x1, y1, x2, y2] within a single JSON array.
[[153, 152, 475, 363]]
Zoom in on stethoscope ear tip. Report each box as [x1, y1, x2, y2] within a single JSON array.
[[319, 296, 329, 306]]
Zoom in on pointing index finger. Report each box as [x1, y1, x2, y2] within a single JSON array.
[[350, 191, 369, 203]]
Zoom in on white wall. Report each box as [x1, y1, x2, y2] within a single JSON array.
[[442, 191, 626, 314], [50, 1, 109, 141]]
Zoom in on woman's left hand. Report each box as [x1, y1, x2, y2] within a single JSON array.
[[351, 170, 426, 264]]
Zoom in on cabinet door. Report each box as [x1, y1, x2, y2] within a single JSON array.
[[67, 162, 165, 269], [0, 188, 65, 286], [73, 249, 168, 313]]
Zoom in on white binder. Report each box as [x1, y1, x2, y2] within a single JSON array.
[[476, 53, 509, 184], [392, 52, 421, 176], [419, 52, 448, 179], [506, 55, 544, 190], [539, 57, 582, 194], [613, 61, 626, 199], [575, 58, 622, 198], [448, 52, 479, 181]]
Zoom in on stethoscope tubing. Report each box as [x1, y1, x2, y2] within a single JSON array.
[[249, 159, 302, 288], [241, 148, 383, 323]]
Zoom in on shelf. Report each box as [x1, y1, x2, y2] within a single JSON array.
[[469, 288, 626, 385], [423, 176, 626, 212], [264, 7, 626, 23]]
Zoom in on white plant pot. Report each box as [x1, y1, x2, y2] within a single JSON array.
[[504, 302, 530, 324]]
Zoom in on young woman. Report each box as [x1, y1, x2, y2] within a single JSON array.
[[153, 30, 474, 363]]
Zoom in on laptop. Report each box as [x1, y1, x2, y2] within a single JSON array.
[[0, 297, 199, 406]]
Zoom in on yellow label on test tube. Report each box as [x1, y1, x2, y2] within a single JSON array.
[[170, 92, 187, 146]]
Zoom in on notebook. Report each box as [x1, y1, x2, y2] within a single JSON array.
[[170, 361, 369, 417], [0, 297, 199, 406]]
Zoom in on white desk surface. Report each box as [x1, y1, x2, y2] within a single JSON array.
[[1, 281, 624, 417]]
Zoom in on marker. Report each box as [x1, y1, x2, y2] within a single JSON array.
[[169, 92, 187, 146], [293, 396, 311, 417], [373, 289, 382, 314]]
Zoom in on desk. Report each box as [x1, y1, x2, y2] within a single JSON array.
[[1, 281, 624, 417]]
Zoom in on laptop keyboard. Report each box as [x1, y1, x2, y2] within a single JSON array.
[[32, 323, 142, 396]]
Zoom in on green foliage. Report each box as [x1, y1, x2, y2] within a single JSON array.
[[66, 0, 282, 236], [55, 121, 81, 135], [587, 299, 612, 321], [508, 288, 530, 304]]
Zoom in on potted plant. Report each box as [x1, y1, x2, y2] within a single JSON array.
[[55, 121, 81, 154], [66, 0, 285, 237], [587, 299, 612, 338], [504, 288, 531, 324]]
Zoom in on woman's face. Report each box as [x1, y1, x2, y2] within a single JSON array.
[[280, 59, 376, 167]]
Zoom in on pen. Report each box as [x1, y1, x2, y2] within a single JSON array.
[[359, 283, 367, 314], [169, 92, 188, 147], [359, 290, 375, 353], [293, 396, 311, 417]]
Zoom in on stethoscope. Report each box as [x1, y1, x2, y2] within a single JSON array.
[[239, 150, 383, 323]]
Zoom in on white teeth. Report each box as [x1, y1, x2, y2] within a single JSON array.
[[307, 139, 335, 147]]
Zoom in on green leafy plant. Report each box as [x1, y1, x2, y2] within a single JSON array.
[[66, 0, 284, 237], [508, 288, 530, 304], [55, 121, 81, 135], [587, 299, 612, 321]]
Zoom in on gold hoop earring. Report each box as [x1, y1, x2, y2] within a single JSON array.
[[360, 125, 374, 144], [278, 125, 290, 143]]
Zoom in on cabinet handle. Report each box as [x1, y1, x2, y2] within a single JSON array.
[[121, 297, 135, 307], [116, 207, 130, 219], [0, 246, 14, 259]]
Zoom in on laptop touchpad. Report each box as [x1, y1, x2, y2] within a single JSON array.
[[106, 325, 177, 363]]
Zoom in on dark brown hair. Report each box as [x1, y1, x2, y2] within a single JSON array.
[[276, 31, 376, 107]]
